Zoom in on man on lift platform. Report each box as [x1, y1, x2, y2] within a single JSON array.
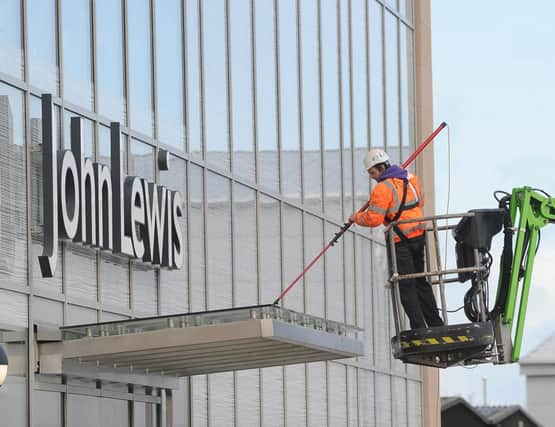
[[350, 149, 444, 330]]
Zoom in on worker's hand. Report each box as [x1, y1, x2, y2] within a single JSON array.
[[349, 212, 358, 224]]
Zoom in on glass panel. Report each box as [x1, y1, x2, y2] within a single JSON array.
[[400, 25, 412, 152], [347, 366, 359, 427], [185, 0, 202, 159], [96, 0, 125, 122], [130, 138, 154, 181], [156, 0, 184, 151], [128, 0, 153, 136], [351, 0, 370, 232], [386, 0, 398, 11], [30, 97, 63, 294], [173, 378, 190, 427], [321, 0, 341, 221], [236, 370, 260, 426], [375, 373, 392, 427], [100, 253, 129, 310], [0, 289, 27, 327], [67, 394, 101, 427], [407, 380, 422, 427], [229, 0, 254, 183], [33, 390, 62, 427], [328, 362, 347, 426], [392, 377, 408, 427], [63, 111, 94, 155], [325, 222, 344, 322], [372, 241, 389, 368], [208, 372, 234, 427], [358, 368, 375, 427], [33, 297, 63, 325], [344, 232, 356, 326], [98, 125, 127, 171], [61, 0, 93, 109], [132, 265, 157, 317], [357, 237, 372, 363], [100, 398, 129, 427], [189, 165, 206, 311], [282, 205, 303, 312], [191, 375, 208, 427], [261, 367, 284, 426], [304, 214, 324, 317], [339, 0, 353, 220], [258, 194, 281, 304], [385, 12, 400, 159], [307, 362, 327, 426], [285, 364, 306, 426], [66, 304, 97, 325], [160, 156, 188, 314], [206, 172, 232, 310], [233, 184, 257, 306], [278, 0, 301, 203], [254, 0, 278, 192], [300, 0, 321, 211], [28, 0, 58, 93], [65, 244, 97, 301], [0, 86, 27, 288], [0, 0, 23, 79], [202, 0, 229, 169], [369, 1, 385, 150]]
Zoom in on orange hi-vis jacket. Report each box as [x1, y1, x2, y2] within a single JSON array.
[[354, 173, 426, 243]]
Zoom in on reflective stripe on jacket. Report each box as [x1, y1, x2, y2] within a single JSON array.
[[354, 173, 426, 242]]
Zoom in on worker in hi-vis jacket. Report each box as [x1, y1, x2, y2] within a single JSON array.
[[349, 149, 444, 330]]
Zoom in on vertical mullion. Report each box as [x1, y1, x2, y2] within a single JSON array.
[[397, 18, 403, 160], [225, 0, 233, 173], [122, 0, 130, 127], [274, 0, 282, 195], [151, 0, 158, 142], [380, 5, 388, 152], [296, 0, 304, 205], [198, 0, 206, 161], [251, 0, 259, 186]]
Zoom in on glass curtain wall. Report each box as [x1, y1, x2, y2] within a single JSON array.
[[0, 0, 420, 425]]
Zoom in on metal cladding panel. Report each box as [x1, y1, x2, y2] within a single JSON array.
[[60, 318, 363, 377]]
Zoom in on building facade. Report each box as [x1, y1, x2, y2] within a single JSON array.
[[0, 0, 436, 426]]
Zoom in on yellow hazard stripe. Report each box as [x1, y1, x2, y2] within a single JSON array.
[[400, 335, 472, 349]]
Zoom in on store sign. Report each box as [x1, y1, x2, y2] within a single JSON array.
[[38, 94, 184, 278]]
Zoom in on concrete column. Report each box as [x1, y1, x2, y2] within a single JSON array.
[[414, 1, 441, 427]]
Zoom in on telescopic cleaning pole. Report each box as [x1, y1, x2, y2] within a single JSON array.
[[272, 121, 447, 305]]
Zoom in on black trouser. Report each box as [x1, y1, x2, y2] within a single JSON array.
[[395, 235, 444, 329]]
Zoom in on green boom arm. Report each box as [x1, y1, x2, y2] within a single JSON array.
[[499, 187, 555, 362]]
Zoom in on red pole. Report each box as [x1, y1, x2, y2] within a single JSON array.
[[272, 122, 447, 305]]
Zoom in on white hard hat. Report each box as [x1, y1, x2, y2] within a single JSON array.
[[364, 149, 389, 171]]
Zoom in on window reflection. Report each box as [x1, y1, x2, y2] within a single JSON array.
[[128, 0, 153, 136], [130, 139, 154, 182], [400, 25, 413, 151], [233, 184, 257, 305], [339, 0, 353, 220], [185, 0, 202, 159], [230, 0, 255, 183], [258, 194, 281, 303], [206, 172, 232, 310], [278, 0, 301, 203], [300, 0, 322, 211], [156, 0, 184, 151], [28, 0, 58, 93], [254, 0, 278, 191], [351, 0, 370, 235], [63, 110, 94, 157], [160, 156, 187, 314], [282, 205, 303, 312], [369, 1, 385, 151], [96, 0, 125, 123], [304, 214, 324, 317], [0, 86, 27, 289], [320, 0, 341, 221], [202, 0, 229, 169], [385, 12, 400, 156], [61, 0, 93, 109], [132, 264, 157, 317], [0, 0, 23, 79], [100, 253, 130, 310], [189, 165, 206, 311]]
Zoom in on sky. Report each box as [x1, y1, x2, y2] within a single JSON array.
[[431, 0, 555, 407]]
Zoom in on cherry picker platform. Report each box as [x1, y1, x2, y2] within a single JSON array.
[[386, 187, 555, 368]]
